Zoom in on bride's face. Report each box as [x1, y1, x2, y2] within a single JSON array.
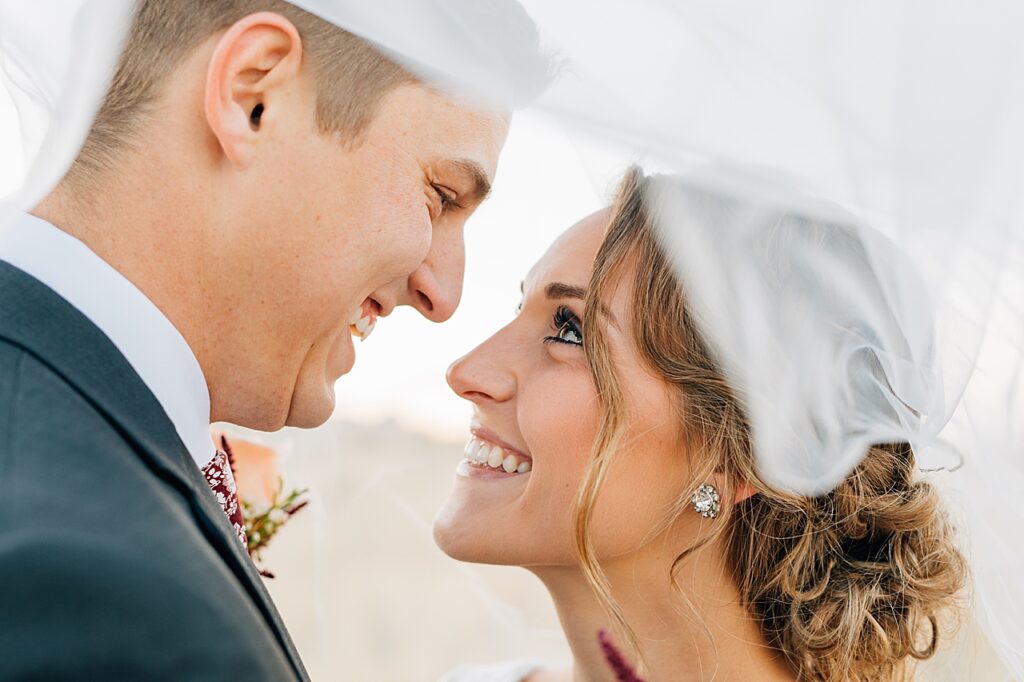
[[435, 209, 693, 566]]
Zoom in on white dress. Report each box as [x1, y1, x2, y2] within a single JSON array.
[[438, 660, 545, 682]]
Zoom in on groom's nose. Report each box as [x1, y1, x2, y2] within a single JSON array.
[[397, 227, 466, 322], [403, 260, 463, 322]]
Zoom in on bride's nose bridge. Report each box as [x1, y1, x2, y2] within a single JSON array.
[[480, 325, 521, 402], [448, 327, 519, 403]]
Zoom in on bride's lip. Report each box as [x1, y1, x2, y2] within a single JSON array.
[[470, 424, 532, 462]]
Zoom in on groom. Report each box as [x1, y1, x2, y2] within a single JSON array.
[[0, 1, 544, 679]]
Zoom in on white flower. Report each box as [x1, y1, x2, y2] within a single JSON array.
[[249, 502, 270, 517], [268, 508, 287, 524]]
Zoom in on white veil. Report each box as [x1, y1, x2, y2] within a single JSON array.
[[3, 0, 1022, 675]]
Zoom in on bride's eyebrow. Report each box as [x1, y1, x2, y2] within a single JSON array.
[[545, 281, 618, 327]]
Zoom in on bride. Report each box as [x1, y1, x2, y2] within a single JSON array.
[[435, 168, 967, 681]]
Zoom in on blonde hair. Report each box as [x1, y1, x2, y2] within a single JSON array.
[[68, 0, 414, 189], [575, 168, 968, 680]]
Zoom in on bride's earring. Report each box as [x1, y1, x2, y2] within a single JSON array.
[[691, 483, 721, 519]]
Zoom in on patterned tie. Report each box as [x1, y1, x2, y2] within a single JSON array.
[[201, 441, 248, 548]]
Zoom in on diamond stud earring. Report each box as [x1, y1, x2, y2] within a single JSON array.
[[691, 483, 721, 519]]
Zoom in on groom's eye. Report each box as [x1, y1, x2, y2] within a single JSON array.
[[432, 184, 461, 216]]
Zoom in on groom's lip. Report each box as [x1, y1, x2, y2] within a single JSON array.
[[368, 295, 393, 317]]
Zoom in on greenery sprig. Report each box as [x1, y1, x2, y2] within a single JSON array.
[[221, 435, 309, 580], [240, 480, 309, 579]]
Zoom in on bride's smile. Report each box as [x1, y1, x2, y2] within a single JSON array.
[[460, 424, 533, 476]]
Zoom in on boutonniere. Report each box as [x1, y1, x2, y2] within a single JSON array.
[[220, 435, 309, 579]]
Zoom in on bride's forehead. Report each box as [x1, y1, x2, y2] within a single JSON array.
[[525, 208, 612, 288]]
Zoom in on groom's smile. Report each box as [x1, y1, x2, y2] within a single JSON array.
[[349, 298, 383, 342]]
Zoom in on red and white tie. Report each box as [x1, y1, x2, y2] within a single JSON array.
[[201, 448, 248, 547]]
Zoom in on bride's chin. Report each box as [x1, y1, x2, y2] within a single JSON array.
[[432, 502, 507, 565]]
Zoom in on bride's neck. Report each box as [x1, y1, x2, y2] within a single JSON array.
[[529, 534, 794, 682]]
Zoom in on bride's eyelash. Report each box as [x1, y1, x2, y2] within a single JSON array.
[[543, 305, 583, 346]]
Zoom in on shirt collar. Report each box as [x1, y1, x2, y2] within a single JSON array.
[[0, 212, 215, 467]]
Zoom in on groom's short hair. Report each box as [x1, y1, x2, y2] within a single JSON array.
[[71, 0, 414, 186]]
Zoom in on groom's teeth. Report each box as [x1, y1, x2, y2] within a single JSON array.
[[462, 437, 533, 474], [360, 318, 375, 341], [350, 312, 376, 340], [348, 309, 363, 326]]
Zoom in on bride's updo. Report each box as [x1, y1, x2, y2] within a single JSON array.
[[576, 169, 968, 680]]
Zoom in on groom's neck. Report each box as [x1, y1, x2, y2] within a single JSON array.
[[33, 150, 218, 415]]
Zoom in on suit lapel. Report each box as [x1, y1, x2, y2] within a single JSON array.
[[0, 261, 307, 680]]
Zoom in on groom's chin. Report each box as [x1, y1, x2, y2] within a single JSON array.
[[283, 381, 337, 429]]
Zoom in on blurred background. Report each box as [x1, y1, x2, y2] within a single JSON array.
[[1, 68, 1012, 681]]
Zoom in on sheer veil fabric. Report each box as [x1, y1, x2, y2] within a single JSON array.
[[2, 0, 1022, 676]]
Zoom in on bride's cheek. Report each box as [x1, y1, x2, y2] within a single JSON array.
[[523, 377, 600, 492]]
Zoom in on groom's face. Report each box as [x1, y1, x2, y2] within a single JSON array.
[[218, 83, 508, 429]]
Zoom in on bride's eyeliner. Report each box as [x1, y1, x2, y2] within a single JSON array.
[[543, 305, 583, 346]]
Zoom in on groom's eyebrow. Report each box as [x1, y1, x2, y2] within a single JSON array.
[[545, 282, 618, 326], [446, 159, 492, 201]]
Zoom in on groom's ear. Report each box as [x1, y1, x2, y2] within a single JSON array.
[[204, 12, 304, 168]]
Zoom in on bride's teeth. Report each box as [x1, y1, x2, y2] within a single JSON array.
[[348, 309, 363, 326], [355, 316, 372, 334], [462, 436, 532, 474]]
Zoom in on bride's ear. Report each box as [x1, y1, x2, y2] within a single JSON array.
[[734, 479, 757, 504]]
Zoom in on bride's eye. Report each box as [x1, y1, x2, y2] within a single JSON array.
[[544, 305, 583, 347]]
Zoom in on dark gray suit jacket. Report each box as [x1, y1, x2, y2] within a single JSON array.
[[0, 261, 308, 680]]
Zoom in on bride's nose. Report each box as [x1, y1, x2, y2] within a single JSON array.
[[447, 338, 515, 405]]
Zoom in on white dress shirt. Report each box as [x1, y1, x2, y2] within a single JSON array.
[[0, 212, 216, 467]]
